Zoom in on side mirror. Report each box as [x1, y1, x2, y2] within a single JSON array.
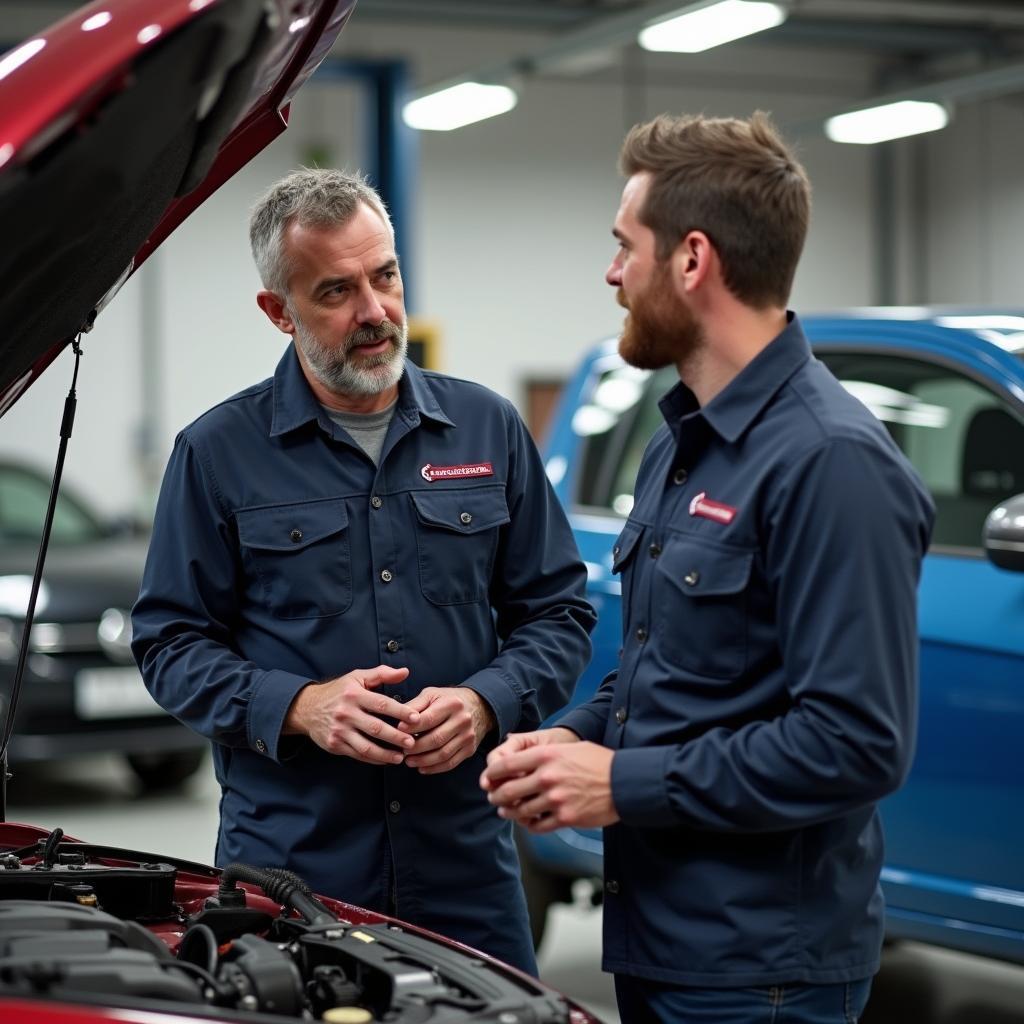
[[984, 493, 1024, 572]]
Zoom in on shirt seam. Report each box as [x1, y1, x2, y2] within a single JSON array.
[[181, 430, 230, 520]]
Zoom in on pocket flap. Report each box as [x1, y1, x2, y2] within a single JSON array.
[[659, 540, 753, 597], [410, 487, 510, 535], [236, 499, 349, 552], [611, 521, 644, 573]]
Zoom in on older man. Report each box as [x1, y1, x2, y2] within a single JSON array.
[[132, 169, 594, 974]]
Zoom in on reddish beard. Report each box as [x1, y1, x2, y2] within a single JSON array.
[[617, 263, 703, 370]]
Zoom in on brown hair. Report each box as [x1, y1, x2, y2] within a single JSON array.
[[619, 111, 811, 308]]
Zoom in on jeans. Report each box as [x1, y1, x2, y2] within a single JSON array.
[[613, 975, 873, 1024]]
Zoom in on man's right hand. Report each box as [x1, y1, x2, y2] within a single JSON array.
[[284, 665, 419, 765]]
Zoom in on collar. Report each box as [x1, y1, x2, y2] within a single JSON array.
[[659, 312, 811, 445], [269, 344, 455, 438]]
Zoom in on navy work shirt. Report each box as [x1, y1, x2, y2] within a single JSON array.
[[132, 346, 595, 970], [559, 315, 934, 987]]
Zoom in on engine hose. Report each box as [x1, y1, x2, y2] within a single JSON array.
[[218, 864, 336, 926]]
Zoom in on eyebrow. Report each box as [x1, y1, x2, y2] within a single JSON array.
[[313, 259, 398, 295], [612, 227, 629, 243]]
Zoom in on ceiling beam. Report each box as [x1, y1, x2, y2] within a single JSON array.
[[795, 0, 1024, 29], [789, 56, 1024, 137]]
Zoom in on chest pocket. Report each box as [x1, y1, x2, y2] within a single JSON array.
[[612, 520, 644, 573], [655, 537, 753, 679], [236, 499, 351, 619], [611, 519, 645, 623], [410, 486, 510, 605]]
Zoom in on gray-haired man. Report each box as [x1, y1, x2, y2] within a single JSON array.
[[132, 169, 595, 973]]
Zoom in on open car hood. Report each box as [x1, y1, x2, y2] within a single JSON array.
[[0, 822, 599, 1023], [0, 0, 356, 417]]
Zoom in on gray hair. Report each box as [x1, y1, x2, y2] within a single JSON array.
[[249, 168, 394, 295]]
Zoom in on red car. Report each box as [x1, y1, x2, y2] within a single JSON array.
[[0, 3, 601, 1022]]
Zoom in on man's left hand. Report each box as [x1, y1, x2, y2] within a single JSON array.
[[400, 688, 496, 774], [483, 742, 619, 833]]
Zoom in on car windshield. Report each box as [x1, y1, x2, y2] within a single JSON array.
[[0, 464, 106, 546]]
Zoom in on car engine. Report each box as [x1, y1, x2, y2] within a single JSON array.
[[0, 828, 582, 1024]]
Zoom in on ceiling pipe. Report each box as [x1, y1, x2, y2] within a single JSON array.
[[790, 56, 1024, 139], [404, 0, 747, 99]]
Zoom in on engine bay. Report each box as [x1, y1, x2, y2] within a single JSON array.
[[0, 826, 580, 1024]]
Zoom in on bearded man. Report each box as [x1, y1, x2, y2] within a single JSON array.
[[482, 113, 935, 1019], [132, 169, 594, 974]]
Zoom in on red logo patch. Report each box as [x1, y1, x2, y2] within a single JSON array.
[[420, 462, 494, 482], [688, 491, 737, 524]]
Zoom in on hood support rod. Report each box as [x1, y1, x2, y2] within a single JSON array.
[[0, 335, 84, 821]]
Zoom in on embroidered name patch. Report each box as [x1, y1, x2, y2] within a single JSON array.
[[420, 462, 494, 482], [689, 491, 737, 524]]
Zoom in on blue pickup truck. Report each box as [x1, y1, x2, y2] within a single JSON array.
[[520, 309, 1024, 963]]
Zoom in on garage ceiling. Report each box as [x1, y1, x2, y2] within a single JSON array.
[[341, 0, 1024, 134], [10, 1, 1024, 112], [355, 0, 1024, 92]]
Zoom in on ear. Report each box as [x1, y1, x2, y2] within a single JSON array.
[[671, 230, 715, 295], [256, 290, 295, 335]]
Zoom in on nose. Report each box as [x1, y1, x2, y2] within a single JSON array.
[[355, 283, 388, 327], [605, 254, 623, 288]]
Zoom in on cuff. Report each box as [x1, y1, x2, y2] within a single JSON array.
[[247, 668, 314, 764], [459, 668, 520, 739], [557, 704, 609, 744], [611, 746, 673, 826]]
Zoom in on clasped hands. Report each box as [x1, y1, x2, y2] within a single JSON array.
[[285, 665, 495, 774], [478, 728, 620, 833]]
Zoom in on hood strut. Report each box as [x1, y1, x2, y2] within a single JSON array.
[[0, 336, 85, 820]]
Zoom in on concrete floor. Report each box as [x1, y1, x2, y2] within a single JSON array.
[[7, 752, 1024, 1024]]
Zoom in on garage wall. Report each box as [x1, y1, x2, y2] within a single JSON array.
[[1, 16, 1022, 519]]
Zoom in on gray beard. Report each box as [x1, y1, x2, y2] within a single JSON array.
[[291, 311, 408, 397]]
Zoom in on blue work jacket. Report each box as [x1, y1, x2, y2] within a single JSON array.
[[560, 315, 934, 987], [132, 346, 594, 970]]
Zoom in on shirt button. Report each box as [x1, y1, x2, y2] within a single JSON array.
[[605, 879, 620, 895], [459, 512, 473, 525], [615, 708, 627, 724], [684, 570, 700, 586], [255, 739, 267, 754], [371, 495, 383, 509], [613, 545, 621, 557], [673, 468, 688, 485], [386, 639, 400, 653], [635, 626, 648, 643], [648, 543, 661, 558], [289, 529, 302, 543], [380, 569, 393, 583], [389, 801, 401, 813]]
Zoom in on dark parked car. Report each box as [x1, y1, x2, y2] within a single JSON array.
[[0, 2, 603, 1022], [0, 459, 206, 788], [522, 312, 1024, 965]]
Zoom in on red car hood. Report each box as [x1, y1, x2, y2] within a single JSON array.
[[0, 0, 356, 417]]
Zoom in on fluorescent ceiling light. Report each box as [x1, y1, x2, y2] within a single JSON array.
[[639, 1, 786, 54], [403, 83, 517, 132], [825, 100, 948, 144]]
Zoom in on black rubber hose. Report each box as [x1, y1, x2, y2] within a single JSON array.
[[218, 864, 336, 927]]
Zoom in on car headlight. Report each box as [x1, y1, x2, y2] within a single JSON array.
[[0, 576, 49, 617]]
